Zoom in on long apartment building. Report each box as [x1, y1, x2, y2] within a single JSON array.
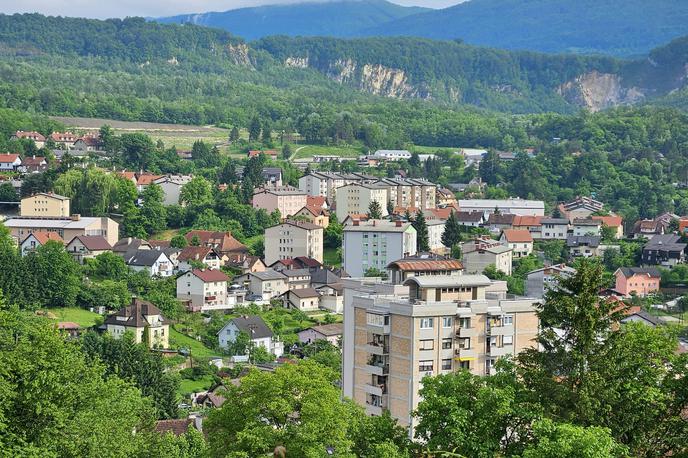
[[298, 171, 376, 201], [335, 182, 390, 222], [378, 178, 437, 211], [342, 275, 538, 433]]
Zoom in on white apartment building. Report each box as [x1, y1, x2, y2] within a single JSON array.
[[298, 171, 374, 201], [176, 268, 230, 312], [342, 220, 417, 277], [342, 276, 539, 434], [458, 199, 545, 216], [154, 175, 193, 206], [335, 183, 389, 222], [264, 220, 324, 266]]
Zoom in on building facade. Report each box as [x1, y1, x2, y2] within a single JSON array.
[[343, 220, 417, 277], [20, 193, 70, 217], [264, 220, 324, 266]]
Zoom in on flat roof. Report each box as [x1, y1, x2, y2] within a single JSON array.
[[3, 216, 103, 230], [404, 274, 492, 288]]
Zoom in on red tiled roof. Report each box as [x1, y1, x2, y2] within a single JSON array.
[[502, 229, 533, 243], [248, 150, 278, 158], [0, 154, 20, 163], [306, 195, 327, 209], [50, 132, 78, 142], [184, 230, 248, 254], [155, 419, 192, 436], [26, 232, 64, 245], [14, 131, 46, 141], [178, 246, 214, 262], [592, 215, 623, 228], [191, 269, 229, 283], [513, 215, 542, 227], [117, 171, 136, 181], [57, 321, 80, 330], [21, 156, 46, 167], [148, 240, 171, 249], [136, 174, 164, 186]]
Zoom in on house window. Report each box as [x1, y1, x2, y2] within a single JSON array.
[[441, 359, 452, 370], [503, 315, 513, 326], [459, 360, 470, 370], [503, 335, 513, 346], [419, 339, 434, 350], [419, 361, 433, 372], [459, 337, 470, 349], [442, 317, 453, 328], [442, 338, 452, 349], [459, 317, 471, 328], [419, 318, 434, 329]]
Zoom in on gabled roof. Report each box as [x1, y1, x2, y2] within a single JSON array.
[[21, 156, 47, 167], [643, 234, 686, 252], [13, 131, 46, 141], [566, 235, 601, 248], [502, 229, 533, 243], [26, 192, 69, 201], [621, 309, 661, 326], [304, 323, 343, 337], [288, 287, 320, 298], [68, 235, 111, 251], [275, 220, 322, 231], [309, 268, 343, 285], [104, 298, 167, 328], [591, 215, 623, 228], [23, 232, 63, 245], [226, 315, 273, 339], [616, 267, 661, 278], [136, 174, 164, 186], [306, 195, 328, 209], [454, 211, 484, 223], [113, 237, 150, 253], [282, 268, 312, 278], [125, 249, 167, 267], [0, 153, 20, 163], [148, 240, 171, 249], [155, 419, 193, 436], [190, 268, 229, 283], [293, 256, 322, 269], [251, 269, 287, 281], [178, 246, 217, 262], [184, 230, 247, 254], [512, 215, 542, 227], [540, 218, 569, 225], [573, 218, 601, 226], [487, 213, 516, 225]]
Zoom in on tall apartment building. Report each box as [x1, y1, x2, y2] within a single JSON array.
[[264, 220, 324, 266], [342, 275, 539, 433], [252, 186, 308, 218], [342, 220, 417, 277], [378, 178, 437, 211], [298, 171, 376, 201], [335, 183, 390, 222], [20, 193, 70, 217]]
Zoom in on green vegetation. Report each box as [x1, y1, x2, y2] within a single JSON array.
[[178, 375, 216, 397], [169, 328, 220, 358], [47, 307, 101, 327]]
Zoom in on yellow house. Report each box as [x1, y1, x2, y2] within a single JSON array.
[[294, 205, 330, 228], [20, 193, 70, 217], [104, 298, 169, 349]]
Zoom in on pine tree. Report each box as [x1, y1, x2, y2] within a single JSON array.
[[229, 126, 240, 143], [413, 211, 430, 252], [368, 200, 383, 219], [442, 210, 462, 248], [248, 116, 261, 142], [261, 121, 272, 145]]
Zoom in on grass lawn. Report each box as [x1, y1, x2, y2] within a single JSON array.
[[46, 307, 101, 327], [169, 328, 221, 359], [292, 143, 363, 160], [410, 145, 461, 154], [151, 229, 179, 241], [323, 247, 341, 267], [178, 375, 215, 396]]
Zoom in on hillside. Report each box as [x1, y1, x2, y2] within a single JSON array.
[[156, 0, 429, 41], [369, 0, 688, 57]]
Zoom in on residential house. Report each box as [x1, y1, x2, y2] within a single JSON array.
[[4, 215, 119, 246], [20, 232, 63, 256], [50, 132, 79, 148], [293, 256, 323, 270], [20, 193, 70, 217], [154, 175, 193, 206], [512, 215, 543, 239], [136, 173, 164, 193], [176, 268, 230, 312], [113, 237, 151, 256], [236, 166, 283, 187], [282, 287, 321, 311], [65, 235, 112, 264], [525, 264, 576, 299], [72, 135, 101, 153], [572, 218, 602, 236], [558, 196, 605, 222], [461, 237, 513, 275], [485, 213, 516, 233], [539, 218, 569, 240], [457, 148, 488, 167], [177, 246, 222, 271], [500, 229, 533, 258], [298, 323, 343, 346], [218, 315, 283, 357], [247, 269, 288, 300], [294, 205, 329, 228], [124, 249, 174, 277], [335, 182, 389, 222], [104, 298, 169, 349], [566, 235, 603, 258], [342, 219, 417, 277], [342, 276, 538, 432], [252, 186, 308, 217], [239, 256, 266, 275], [184, 230, 249, 265], [247, 150, 279, 159], [372, 149, 412, 161], [458, 199, 545, 217], [316, 283, 344, 313], [614, 267, 661, 297], [592, 215, 624, 239], [620, 308, 662, 327], [264, 220, 324, 266], [12, 131, 46, 148], [632, 214, 678, 239], [641, 234, 687, 267], [0, 154, 21, 171], [282, 268, 312, 290], [386, 253, 464, 285], [453, 211, 485, 227], [436, 187, 457, 207], [20, 156, 48, 173], [57, 322, 82, 338]]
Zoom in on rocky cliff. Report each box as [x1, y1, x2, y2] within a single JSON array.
[[558, 71, 645, 111], [227, 43, 253, 67]]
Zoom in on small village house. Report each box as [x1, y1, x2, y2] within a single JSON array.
[[614, 267, 661, 297], [298, 323, 344, 346], [282, 287, 321, 312], [217, 315, 283, 357], [65, 235, 112, 264], [500, 229, 533, 258], [104, 298, 169, 349], [20, 232, 63, 256]]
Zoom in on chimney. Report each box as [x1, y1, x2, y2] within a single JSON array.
[[193, 415, 203, 433], [396, 220, 402, 227], [353, 220, 359, 226], [70, 214, 81, 221], [373, 220, 377, 227]]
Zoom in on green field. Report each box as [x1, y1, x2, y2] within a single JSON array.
[[178, 375, 216, 396], [47, 307, 101, 327], [169, 328, 221, 358], [291, 143, 363, 160], [323, 247, 341, 267]]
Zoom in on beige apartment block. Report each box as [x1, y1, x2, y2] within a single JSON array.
[[20, 193, 70, 217], [335, 183, 389, 222], [4, 215, 120, 246], [252, 186, 308, 218], [342, 275, 538, 434], [264, 220, 324, 266]]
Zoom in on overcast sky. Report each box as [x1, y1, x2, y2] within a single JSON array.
[[0, 0, 462, 19]]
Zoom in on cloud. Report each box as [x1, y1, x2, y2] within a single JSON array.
[[1, 0, 461, 19]]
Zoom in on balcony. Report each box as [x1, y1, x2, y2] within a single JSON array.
[[365, 340, 389, 355], [456, 327, 478, 338], [363, 383, 387, 396], [454, 347, 478, 359], [487, 344, 514, 357], [486, 324, 514, 336], [365, 361, 390, 376]]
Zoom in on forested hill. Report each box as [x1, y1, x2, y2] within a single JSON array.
[[156, 0, 429, 41], [3, 13, 688, 114], [362, 0, 688, 57]]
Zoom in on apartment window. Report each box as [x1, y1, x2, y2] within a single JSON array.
[[486, 359, 496, 370], [459, 360, 470, 370], [419, 361, 433, 372], [442, 338, 452, 349], [442, 317, 453, 328], [419, 318, 434, 329], [503, 335, 513, 346], [367, 313, 389, 326], [419, 339, 434, 351], [503, 315, 514, 326], [489, 336, 498, 347], [458, 337, 470, 350], [459, 317, 471, 329], [441, 359, 452, 370]]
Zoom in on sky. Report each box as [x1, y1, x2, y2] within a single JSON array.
[[0, 0, 461, 19]]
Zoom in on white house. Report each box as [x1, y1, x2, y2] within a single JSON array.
[[426, 219, 447, 254], [0, 154, 22, 171], [297, 323, 343, 346], [217, 315, 284, 357], [372, 150, 412, 161], [176, 268, 230, 312], [177, 246, 222, 272], [282, 287, 321, 312], [124, 249, 174, 277], [20, 232, 63, 257], [154, 175, 193, 206], [247, 269, 289, 301], [540, 218, 569, 240]]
